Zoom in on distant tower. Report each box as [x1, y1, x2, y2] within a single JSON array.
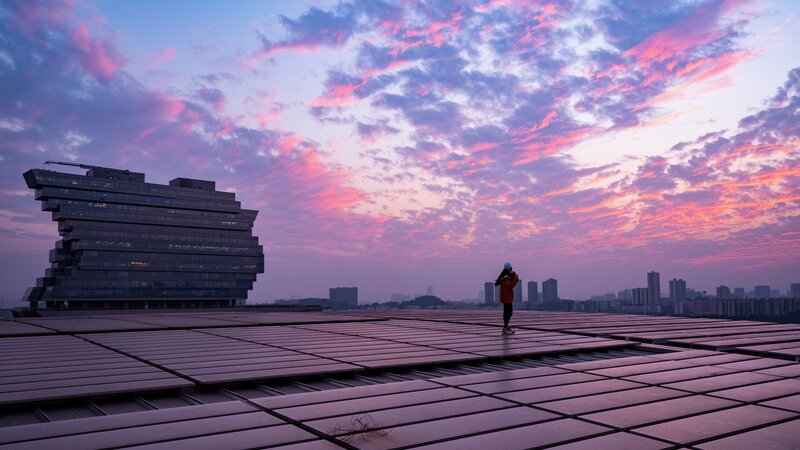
[[514, 279, 522, 302], [527, 281, 539, 304], [647, 271, 661, 305], [791, 283, 800, 299], [734, 287, 745, 299], [426, 285, 434, 296], [669, 278, 687, 300], [716, 285, 731, 299], [632, 287, 648, 305], [542, 278, 558, 303], [754, 285, 771, 299], [484, 282, 494, 305]]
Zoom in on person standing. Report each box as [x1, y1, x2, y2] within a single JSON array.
[[495, 262, 520, 335]]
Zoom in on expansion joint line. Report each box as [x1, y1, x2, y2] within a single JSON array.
[[191, 326, 364, 370], [74, 334, 195, 384], [232, 394, 357, 450]]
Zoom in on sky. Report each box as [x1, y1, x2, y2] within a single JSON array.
[[0, 0, 798, 304]]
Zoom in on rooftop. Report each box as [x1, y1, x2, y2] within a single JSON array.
[[1, 310, 799, 449]]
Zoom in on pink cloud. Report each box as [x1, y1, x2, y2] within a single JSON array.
[[308, 60, 411, 109], [402, 10, 464, 48], [144, 47, 177, 70], [196, 88, 226, 112], [157, 95, 186, 121], [6, 1, 125, 81], [624, 0, 746, 64], [2, 0, 798, 301], [70, 31, 122, 80]]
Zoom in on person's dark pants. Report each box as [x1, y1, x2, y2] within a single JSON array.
[[503, 302, 513, 328]]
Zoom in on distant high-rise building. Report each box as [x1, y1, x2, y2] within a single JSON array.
[[22, 162, 263, 310], [791, 283, 800, 299], [527, 281, 539, 304], [669, 278, 687, 300], [484, 282, 494, 305], [618, 288, 632, 301], [514, 279, 522, 303], [329, 287, 358, 309], [771, 288, 781, 298], [426, 285, 434, 296], [647, 271, 661, 305], [716, 285, 731, 299], [734, 287, 745, 299], [754, 285, 771, 299], [632, 287, 648, 305], [542, 278, 558, 303]]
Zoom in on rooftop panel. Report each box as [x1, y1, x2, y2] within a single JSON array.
[[410, 418, 612, 450], [580, 394, 740, 429], [0, 335, 190, 405], [0, 321, 56, 337], [2, 309, 800, 447], [81, 329, 361, 384], [16, 317, 167, 333], [696, 419, 800, 450], [632, 404, 795, 445]]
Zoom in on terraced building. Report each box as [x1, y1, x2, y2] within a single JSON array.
[[22, 162, 263, 309]]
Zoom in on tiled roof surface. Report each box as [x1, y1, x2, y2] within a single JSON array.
[[1, 310, 798, 449]]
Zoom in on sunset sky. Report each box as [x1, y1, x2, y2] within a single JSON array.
[[1, 0, 798, 304]]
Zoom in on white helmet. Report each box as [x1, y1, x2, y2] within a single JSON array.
[[503, 262, 512, 270]]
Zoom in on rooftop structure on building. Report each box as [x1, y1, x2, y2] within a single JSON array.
[[1, 309, 800, 448], [22, 162, 264, 310]]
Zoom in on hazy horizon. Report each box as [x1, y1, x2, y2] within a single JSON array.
[[1, 0, 798, 304]]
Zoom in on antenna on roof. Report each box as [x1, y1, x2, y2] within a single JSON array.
[[44, 161, 131, 174], [45, 161, 97, 170]]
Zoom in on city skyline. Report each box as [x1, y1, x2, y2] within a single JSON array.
[[1, 1, 799, 303]]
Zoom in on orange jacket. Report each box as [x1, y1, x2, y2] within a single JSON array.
[[498, 273, 519, 304]]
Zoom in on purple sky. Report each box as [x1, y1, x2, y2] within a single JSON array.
[[1, 0, 799, 304]]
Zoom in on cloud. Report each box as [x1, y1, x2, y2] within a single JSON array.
[[144, 47, 177, 70], [3, 0, 125, 81], [248, 0, 402, 64], [0, 0, 391, 266], [195, 87, 226, 112], [0, 0, 797, 301], [566, 65, 800, 258]]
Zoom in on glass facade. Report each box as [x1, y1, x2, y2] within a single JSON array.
[[22, 165, 264, 309]]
